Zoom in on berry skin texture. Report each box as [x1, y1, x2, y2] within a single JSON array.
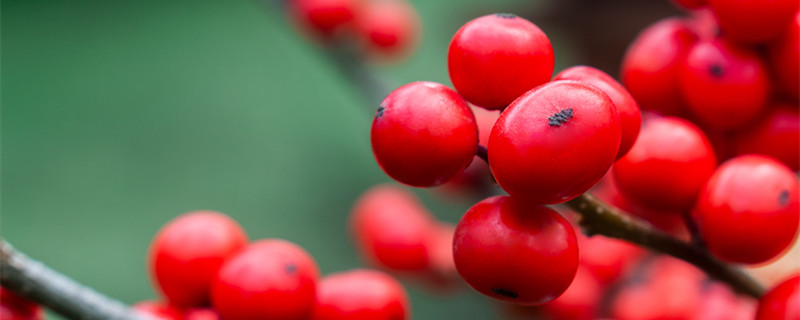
[[735, 103, 800, 171], [692, 155, 800, 265], [679, 39, 770, 130], [350, 184, 435, 272], [371, 81, 478, 187], [0, 287, 43, 320], [447, 13, 554, 110], [287, 0, 361, 40], [312, 269, 410, 320], [553, 65, 642, 158], [708, 0, 800, 44], [149, 211, 248, 308], [489, 80, 621, 204], [453, 196, 579, 305], [614, 117, 717, 211], [621, 18, 697, 116], [212, 239, 319, 320], [757, 274, 800, 320], [356, 0, 420, 59], [769, 11, 800, 101]]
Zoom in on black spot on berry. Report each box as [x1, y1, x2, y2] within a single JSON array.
[[495, 13, 517, 19], [492, 288, 518, 299], [709, 64, 725, 78], [376, 104, 385, 118], [548, 108, 574, 127], [285, 263, 297, 274], [779, 190, 790, 207]]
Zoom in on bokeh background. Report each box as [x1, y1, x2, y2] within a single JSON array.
[[2, 0, 682, 318]]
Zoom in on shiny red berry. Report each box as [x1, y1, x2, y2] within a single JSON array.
[[312, 269, 409, 320], [371, 81, 478, 187], [0, 287, 42, 320], [489, 80, 621, 204], [708, 0, 799, 44], [287, 0, 360, 40], [356, 0, 419, 59], [679, 39, 770, 130], [132, 301, 183, 320], [211, 239, 319, 320], [553, 65, 642, 158], [757, 274, 800, 320], [453, 196, 578, 305], [621, 18, 697, 116], [149, 211, 248, 308], [735, 103, 800, 171], [447, 13, 554, 110], [692, 155, 800, 264], [350, 184, 435, 272], [769, 11, 800, 101], [614, 116, 717, 211]]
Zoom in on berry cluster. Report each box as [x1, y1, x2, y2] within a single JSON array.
[[135, 210, 410, 320], [286, 0, 420, 61], [0, 287, 43, 320], [367, 5, 800, 317]]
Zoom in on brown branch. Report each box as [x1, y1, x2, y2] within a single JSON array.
[[565, 193, 765, 298], [0, 239, 151, 320]]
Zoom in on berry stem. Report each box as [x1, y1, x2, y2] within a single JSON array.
[[564, 193, 765, 298], [0, 239, 150, 320], [476, 145, 489, 164]]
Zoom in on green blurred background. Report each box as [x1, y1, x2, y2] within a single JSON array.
[[1, 0, 678, 318]]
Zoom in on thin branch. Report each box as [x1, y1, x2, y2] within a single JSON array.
[[565, 193, 765, 298], [0, 239, 151, 320], [476, 145, 489, 165]]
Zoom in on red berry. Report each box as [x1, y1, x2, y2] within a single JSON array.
[[757, 274, 800, 320], [437, 107, 499, 198], [679, 39, 770, 130], [312, 269, 409, 320], [769, 11, 800, 101], [692, 155, 800, 264], [447, 14, 554, 110], [576, 234, 644, 287], [149, 211, 248, 308], [708, 0, 799, 44], [553, 65, 642, 158], [132, 301, 183, 320], [356, 0, 419, 59], [453, 196, 578, 305], [211, 239, 319, 320], [614, 117, 717, 211], [621, 18, 697, 116], [350, 184, 435, 271], [489, 80, 621, 204], [0, 287, 42, 320], [695, 283, 756, 320], [735, 103, 800, 171], [184, 308, 222, 320], [287, 0, 360, 40], [539, 268, 602, 320], [371, 81, 478, 187]]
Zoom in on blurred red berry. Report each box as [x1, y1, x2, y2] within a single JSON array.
[[489, 80, 621, 204], [132, 301, 183, 320], [539, 268, 602, 320], [614, 117, 717, 211], [211, 239, 319, 320], [448, 13, 554, 110], [371, 81, 478, 187], [679, 39, 770, 130], [693, 155, 800, 264], [708, 0, 799, 44], [734, 103, 800, 171], [553, 65, 642, 158], [757, 274, 800, 320], [287, 0, 360, 40], [453, 196, 578, 305], [350, 184, 435, 272], [0, 287, 43, 320], [312, 269, 409, 320], [769, 11, 800, 101], [621, 18, 697, 116], [356, 0, 419, 59], [149, 211, 248, 308]]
